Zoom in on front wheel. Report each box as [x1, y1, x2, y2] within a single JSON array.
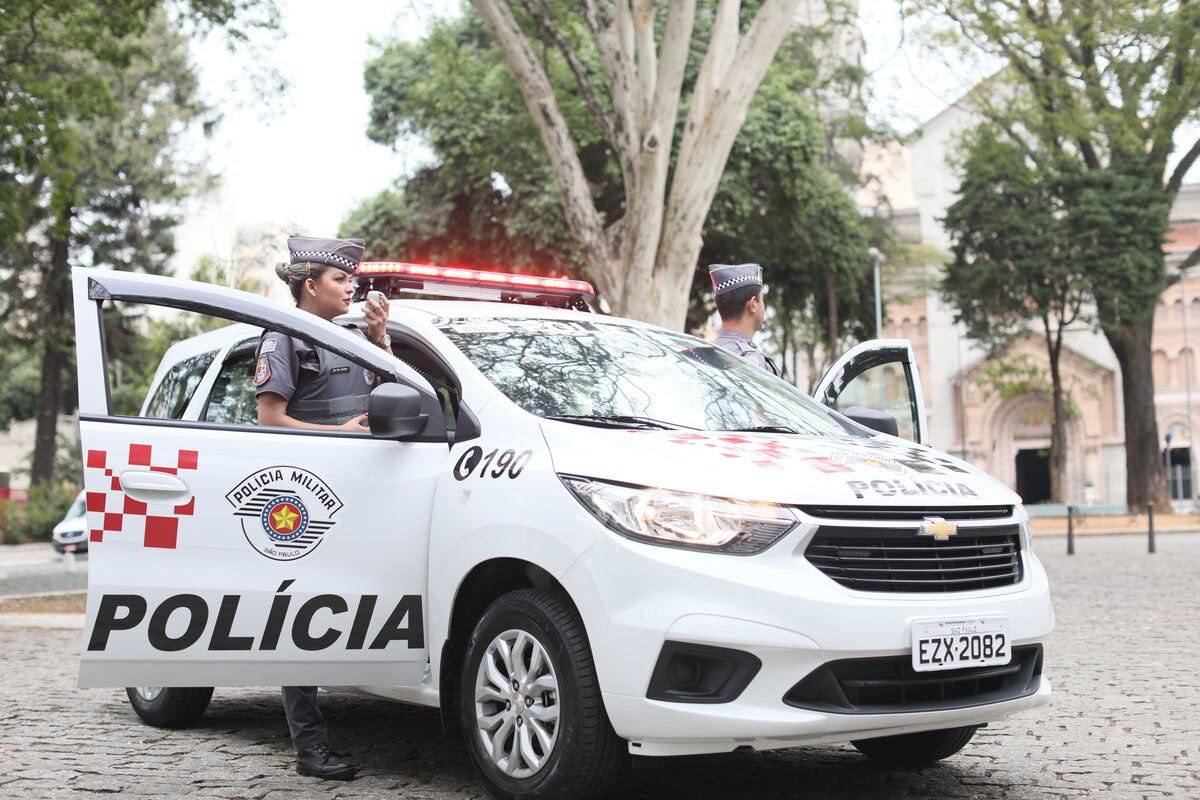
[[460, 588, 627, 800], [125, 686, 214, 728], [851, 725, 979, 764]]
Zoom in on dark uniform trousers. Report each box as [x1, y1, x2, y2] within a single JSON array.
[[259, 330, 373, 754], [282, 686, 329, 751]]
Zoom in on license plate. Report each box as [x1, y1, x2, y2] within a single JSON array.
[[912, 617, 1011, 672]]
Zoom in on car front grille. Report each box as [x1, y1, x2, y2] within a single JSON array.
[[799, 505, 1013, 522], [803, 523, 1023, 593], [783, 644, 1043, 714]]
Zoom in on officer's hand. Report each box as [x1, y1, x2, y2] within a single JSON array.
[[364, 294, 390, 341], [340, 413, 369, 431]]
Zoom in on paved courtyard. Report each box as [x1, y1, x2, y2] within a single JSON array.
[[1, 532, 1196, 799]]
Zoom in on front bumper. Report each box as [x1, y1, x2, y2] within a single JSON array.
[[561, 516, 1054, 755], [51, 530, 88, 553]]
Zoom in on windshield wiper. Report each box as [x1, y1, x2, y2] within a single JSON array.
[[547, 414, 682, 430], [722, 425, 801, 434]]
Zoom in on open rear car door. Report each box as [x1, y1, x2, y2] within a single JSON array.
[[813, 339, 928, 445], [72, 268, 448, 689]]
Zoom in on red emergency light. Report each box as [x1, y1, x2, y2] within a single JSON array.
[[356, 261, 594, 299]]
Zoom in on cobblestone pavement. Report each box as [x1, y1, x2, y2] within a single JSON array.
[[1, 533, 1196, 799]]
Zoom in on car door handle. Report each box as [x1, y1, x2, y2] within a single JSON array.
[[119, 471, 189, 501]]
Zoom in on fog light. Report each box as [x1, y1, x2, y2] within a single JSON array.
[[646, 641, 761, 704], [669, 656, 702, 690]]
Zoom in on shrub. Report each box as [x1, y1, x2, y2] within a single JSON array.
[[0, 482, 79, 544]]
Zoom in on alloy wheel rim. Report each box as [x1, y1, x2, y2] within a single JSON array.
[[474, 628, 560, 779], [135, 686, 162, 702]]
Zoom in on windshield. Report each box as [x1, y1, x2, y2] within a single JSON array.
[[440, 318, 855, 436]]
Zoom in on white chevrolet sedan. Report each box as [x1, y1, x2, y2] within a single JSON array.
[[71, 264, 1052, 800]]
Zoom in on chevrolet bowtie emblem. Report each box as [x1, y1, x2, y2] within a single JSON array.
[[919, 517, 957, 541]]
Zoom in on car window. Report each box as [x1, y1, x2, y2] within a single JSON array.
[[64, 492, 86, 521], [144, 351, 216, 420], [833, 362, 917, 442], [391, 339, 458, 434], [440, 318, 856, 436], [203, 346, 259, 425]]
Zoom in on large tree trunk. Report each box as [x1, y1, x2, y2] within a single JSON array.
[[31, 230, 71, 486], [1044, 321, 1068, 505], [617, 231, 701, 327], [473, 0, 803, 331], [1104, 316, 1170, 512]]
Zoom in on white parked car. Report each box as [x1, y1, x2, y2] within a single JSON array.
[[51, 490, 89, 553], [71, 265, 1052, 800]]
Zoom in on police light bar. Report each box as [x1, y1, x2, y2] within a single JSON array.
[[356, 262, 594, 299]]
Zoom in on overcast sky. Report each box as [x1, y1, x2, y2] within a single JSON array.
[[186, 1, 1184, 238], [188, 0, 455, 236]]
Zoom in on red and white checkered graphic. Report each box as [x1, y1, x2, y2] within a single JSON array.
[[650, 431, 822, 470], [83, 444, 199, 549]]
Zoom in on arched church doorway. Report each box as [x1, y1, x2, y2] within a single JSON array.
[[1015, 448, 1051, 503]]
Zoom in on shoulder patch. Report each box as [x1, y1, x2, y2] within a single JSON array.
[[253, 356, 271, 386], [259, 337, 278, 354]]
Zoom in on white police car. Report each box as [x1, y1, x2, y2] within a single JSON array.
[[71, 264, 1052, 800]]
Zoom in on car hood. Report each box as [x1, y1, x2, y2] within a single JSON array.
[[53, 518, 88, 536], [540, 423, 1020, 508]]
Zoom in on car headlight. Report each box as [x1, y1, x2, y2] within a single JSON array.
[[560, 475, 799, 554], [1014, 502, 1032, 549]]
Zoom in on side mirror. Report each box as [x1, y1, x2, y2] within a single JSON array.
[[368, 383, 428, 438], [841, 405, 899, 437]]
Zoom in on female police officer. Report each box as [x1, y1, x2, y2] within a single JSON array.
[[254, 235, 390, 780]]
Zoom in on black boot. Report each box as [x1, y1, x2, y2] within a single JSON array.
[[295, 742, 356, 780]]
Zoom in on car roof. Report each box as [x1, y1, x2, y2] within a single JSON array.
[[160, 322, 260, 357], [159, 300, 654, 372]]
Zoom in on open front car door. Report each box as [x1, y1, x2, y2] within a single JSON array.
[[72, 268, 447, 689], [812, 339, 929, 445]]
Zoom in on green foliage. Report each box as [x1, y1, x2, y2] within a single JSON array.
[[977, 356, 1050, 402], [107, 307, 222, 417], [941, 125, 1089, 349], [348, 9, 873, 353], [0, 2, 277, 484], [347, 11, 593, 273], [924, 0, 1200, 507], [0, 1, 278, 245], [918, 0, 1200, 313], [1, 14, 210, 390], [1063, 164, 1171, 333], [703, 56, 872, 349], [0, 481, 79, 545]]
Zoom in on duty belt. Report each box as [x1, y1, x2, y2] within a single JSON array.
[[287, 394, 369, 424]]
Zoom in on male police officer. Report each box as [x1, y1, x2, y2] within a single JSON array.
[[255, 236, 391, 780], [710, 263, 780, 376]]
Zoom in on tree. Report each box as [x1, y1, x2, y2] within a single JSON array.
[[2, 10, 208, 484], [700, 58, 873, 373], [1, 1, 277, 486], [352, 9, 875, 366], [469, 0, 807, 327], [917, 0, 1200, 510], [942, 126, 1089, 503], [0, 1, 278, 241], [353, 9, 618, 275]]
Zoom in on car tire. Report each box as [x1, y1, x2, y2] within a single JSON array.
[[124, 686, 214, 728], [851, 725, 979, 764], [460, 588, 626, 800]]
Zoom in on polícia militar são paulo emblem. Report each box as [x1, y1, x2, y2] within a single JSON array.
[[225, 466, 343, 560]]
